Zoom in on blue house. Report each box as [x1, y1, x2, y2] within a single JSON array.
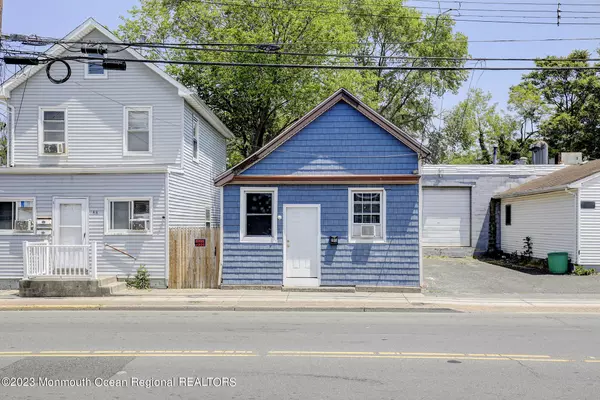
[[215, 89, 429, 290]]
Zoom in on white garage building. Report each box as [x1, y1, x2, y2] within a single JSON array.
[[495, 160, 600, 267], [421, 164, 563, 256]]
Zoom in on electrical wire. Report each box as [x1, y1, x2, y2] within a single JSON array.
[[7, 34, 600, 48], [34, 55, 600, 71], [185, 0, 600, 25], [6, 46, 600, 64], [407, 0, 599, 6]]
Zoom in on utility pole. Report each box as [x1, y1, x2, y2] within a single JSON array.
[[0, 0, 3, 43]]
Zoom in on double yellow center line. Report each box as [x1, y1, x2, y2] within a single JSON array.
[[0, 350, 598, 363], [267, 351, 573, 362]]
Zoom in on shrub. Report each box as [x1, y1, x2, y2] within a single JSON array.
[[127, 265, 151, 289], [522, 236, 533, 261], [572, 265, 597, 276]]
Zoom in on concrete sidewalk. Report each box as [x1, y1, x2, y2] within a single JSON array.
[[2, 288, 600, 313]]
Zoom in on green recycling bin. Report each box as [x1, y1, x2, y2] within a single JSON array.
[[548, 252, 569, 274]]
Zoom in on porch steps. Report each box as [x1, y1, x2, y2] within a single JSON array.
[[98, 276, 127, 296]]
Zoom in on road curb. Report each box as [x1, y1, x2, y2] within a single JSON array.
[[0, 304, 464, 312]]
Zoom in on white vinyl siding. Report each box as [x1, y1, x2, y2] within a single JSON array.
[[501, 191, 577, 260], [422, 187, 471, 247], [0, 173, 167, 280], [579, 175, 600, 266], [9, 29, 183, 167], [168, 103, 227, 228]]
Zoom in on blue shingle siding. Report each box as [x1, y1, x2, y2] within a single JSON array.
[[242, 102, 418, 176], [222, 184, 420, 287]]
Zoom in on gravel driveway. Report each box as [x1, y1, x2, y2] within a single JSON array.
[[424, 257, 600, 297]]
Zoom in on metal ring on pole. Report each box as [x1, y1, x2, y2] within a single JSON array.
[[45, 59, 71, 84]]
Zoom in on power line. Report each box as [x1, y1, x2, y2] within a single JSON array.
[[6, 33, 600, 48], [40, 55, 600, 71], [407, 0, 600, 7], [184, 0, 600, 25], [8, 47, 600, 64]]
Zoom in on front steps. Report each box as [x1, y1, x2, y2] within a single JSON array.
[[19, 276, 126, 297]]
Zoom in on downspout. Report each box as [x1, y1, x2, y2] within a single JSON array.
[[564, 188, 579, 265], [9, 105, 14, 167], [418, 158, 423, 288], [218, 185, 224, 287], [164, 172, 170, 287]]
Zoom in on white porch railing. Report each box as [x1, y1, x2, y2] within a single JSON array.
[[23, 241, 98, 279]]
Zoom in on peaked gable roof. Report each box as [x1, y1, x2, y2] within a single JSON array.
[[0, 18, 233, 139], [215, 88, 429, 186], [497, 159, 600, 199]]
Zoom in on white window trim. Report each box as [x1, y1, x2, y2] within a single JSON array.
[[104, 197, 153, 235], [240, 187, 278, 243], [123, 106, 153, 156], [192, 115, 200, 163], [38, 107, 68, 156], [347, 188, 387, 244], [0, 197, 36, 236], [83, 54, 108, 80]]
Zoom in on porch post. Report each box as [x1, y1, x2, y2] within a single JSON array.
[[22, 241, 28, 279], [91, 242, 98, 279]]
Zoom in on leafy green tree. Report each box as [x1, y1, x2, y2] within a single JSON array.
[[0, 122, 7, 167], [119, 0, 371, 159], [348, 1, 469, 134], [119, 0, 468, 160], [441, 89, 519, 164], [511, 50, 600, 159], [508, 82, 547, 152]]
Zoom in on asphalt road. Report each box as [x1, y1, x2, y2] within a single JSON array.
[[0, 311, 599, 399]]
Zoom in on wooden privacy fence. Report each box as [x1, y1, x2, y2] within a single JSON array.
[[169, 227, 221, 289]]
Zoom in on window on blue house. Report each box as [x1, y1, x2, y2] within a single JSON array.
[[240, 187, 278, 243], [348, 189, 386, 242]]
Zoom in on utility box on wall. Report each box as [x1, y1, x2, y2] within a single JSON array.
[[36, 217, 52, 235]]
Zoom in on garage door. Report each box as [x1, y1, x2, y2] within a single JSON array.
[[423, 187, 471, 247]]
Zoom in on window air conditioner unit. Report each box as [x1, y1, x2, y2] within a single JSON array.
[[361, 225, 376, 238], [130, 220, 148, 231], [44, 143, 65, 154], [15, 220, 33, 232]]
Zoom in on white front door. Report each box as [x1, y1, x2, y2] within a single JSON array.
[[284, 204, 320, 287], [54, 198, 88, 245]]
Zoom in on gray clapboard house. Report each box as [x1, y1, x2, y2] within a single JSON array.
[[0, 18, 233, 290]]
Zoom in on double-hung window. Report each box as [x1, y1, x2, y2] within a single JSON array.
[[106, 198, 151, 234], [84, 54, 107, 79], [40, 108, 66, 155], [0, 199, 35, 234], [348, 188, 386, 242], [124, 107, 152, 154], [192, 115, 200, 162], [240, 188, 277, 243]]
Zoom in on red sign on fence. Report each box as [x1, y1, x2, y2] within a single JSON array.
[[195, 239, 206, 247]]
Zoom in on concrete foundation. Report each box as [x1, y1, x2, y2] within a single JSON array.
[[0, 279, 20, 290], [19, 276, 126, 297], [424, 247, 476, 258]]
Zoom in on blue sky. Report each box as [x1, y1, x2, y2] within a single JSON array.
[[4, 0, 600, 114]]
